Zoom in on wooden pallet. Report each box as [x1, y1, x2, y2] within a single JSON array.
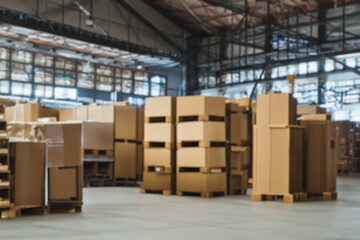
[[1, 205, 48, 218], [251, 192, 307, 203], [48, 201, 82, 214], [115, 178, 138, 186], [308, 192, 337, 201], [145, 116, 175, 124], [145, 166, 173, 174], [178, 166, 226, 174], [82, 149, 113, 156], [177, 114, 225, 123], [177, 191, 227, 198], [140, 188, 173, 195], [228, 189, 247, 195], [0, 204, 15, 219], [144, 141, 175, 149], [177, 141, 226, 148]]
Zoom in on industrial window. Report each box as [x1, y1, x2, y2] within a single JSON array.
[[96, 65, 113, 92], [35, 85, 53, 98], [0, 81, 9, 94], [12, 82, 32, 96], [54, 87, 76, 100], [78, 61, 95, 89]]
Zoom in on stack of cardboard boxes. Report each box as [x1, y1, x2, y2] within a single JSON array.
[[301, 114, 337, 200], [45, 122, 83, 212], [141, 97, 176, 194], [176, 96, 227, 197], [252, 92, 306, 203], [226, 103, 250, 195], [0, 121, 11, 217], [136, 108, 144, 181], [332, 121, 352, 173]]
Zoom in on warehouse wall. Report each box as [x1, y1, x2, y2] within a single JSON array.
[[0, 0, 187, 53]]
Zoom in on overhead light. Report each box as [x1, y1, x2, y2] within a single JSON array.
[[137, 65, 144, 70]]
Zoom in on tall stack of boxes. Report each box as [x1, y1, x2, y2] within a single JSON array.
[[301, 114, 337, 200], [114, 106, 138, 183], [136, 108, 144, 181], [0, 121, 11, 215], [45, 122, 82, 212], [226, 103, 250, 195], [176, 96, 227, 198], [252, 92, 305, 203], [142, 97, 176, 195]]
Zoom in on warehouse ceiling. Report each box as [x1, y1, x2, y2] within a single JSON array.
[[150, 0, 357, 35]]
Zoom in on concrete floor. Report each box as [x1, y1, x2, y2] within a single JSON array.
[[1, 176, 360, 240]]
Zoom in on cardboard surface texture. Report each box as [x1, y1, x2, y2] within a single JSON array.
[[177, 96, 225, 117], [144, 148, 175, 168], [145, 96, 176, 117], [177, 148, 226, 168], [114, 142, 137, 179], [83, 121, 114, 150], [115, 106, 137, 140], [177, 122, 226, 142], [11, 142, 46, 206], [297, 105, 326, 116], [45, 122, 82, 168], [137, 108, 144, 141], [142, 172, 173, 191], [177, 172, 226, 193], [88, 105, 114, 123], [144, 123, 175, 142], [5, 103, 59, 122], [59, 109, 76, 121], [76, 106, 88, 121], [49, 167, 81, 201]]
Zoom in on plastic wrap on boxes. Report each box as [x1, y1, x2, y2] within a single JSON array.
[[7, 122, 45, 142]]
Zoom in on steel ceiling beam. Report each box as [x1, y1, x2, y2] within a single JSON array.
[[0, 7, 181, 61], [141, 0, 199, 36], [113, 0, 185, 55], [203, 0, 263, 19]]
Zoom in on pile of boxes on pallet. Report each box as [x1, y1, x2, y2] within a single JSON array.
[[142, 96, 176, 195], [349, 125, 360, 171]]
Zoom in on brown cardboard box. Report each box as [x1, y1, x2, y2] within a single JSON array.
[[83, 121, 114, 150], [137, 143, 144, 179], [59, 109, 76, 121], [10, 142, 46, 206], [301, 120, 336, 193], [7, 122, 45, 142], [302, 113, 331, 121], [229, 171, 248, 192], [88, 105, 114, 123], [144, 148, 175, 168], [137, 108, 144, 142], [145, 96, 176, 117], [257, 92, 297, 127], [177, 96, 225, 117], [144, 123, 175, 143], [297, 105, 326, 116], [177, 171, 226, 193], [177, 148, 226, 168], [114, 142, 137, 179], [253, 125, 304, 195], [227, 103, 250, 146], [177, 122, 226, 142], [45, 122, 82, 168], [76, 106, 88, 121], [226, 98, 251, 107], [49, 166, 82, 201], [115, 106, 137, 140], [5, 103, 58, 122], [142, 172, 173, 191], [230, 146, 249, 172]]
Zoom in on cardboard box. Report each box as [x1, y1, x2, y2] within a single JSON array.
[[144, 148, 175, 168], [230, 146, 249, 172], [49, 166, 82, 201], [226, 98, 251, 107], [301, 120, 336, 193], [145, 96, 176, 117], [59, 109, 76, 121], [137, 108, 144, 142], [83, 121, 114, 150], [76, 106, 88, 121], [177, 122, 225, 142], [114, 142, 137, 179], [115, 106, 137, 140], [177, 96, 225, 117], [10, 142, 46, 206], [45, 122, 82, 168], [137, 143, 144, 179], [5, 103, 59, 122], [142, 172, 174, 191], [257, 92, 297, 127], [177, 148, 226, 168], [297, 105, 326, 116], [227, 103, 250, 146], [144, 123, 175, 143], [88, 105, 114, 123], [177, 172, 226, 193], [7, 122, 45, 142], [302, 113, 331, 121], [253, 125, 304, 195], [229, 171, 248, 191]]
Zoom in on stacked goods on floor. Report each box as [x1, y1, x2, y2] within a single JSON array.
[[349, 124, 360, 172], [45, 122, 82, 213], [301, 114, 337, 200], [82, 122, 114, 186], [136, 108, 144, 181], [332, 121, 352, 174], [0, 121, 12, 218], [176, 96, 227, 198], [141, 97, 176, 195], [226, 103, 250, 195], [252, 92, 306, 203], [297, 105, 326, 116], [114, 105, 138, 185], [4, 103, 59, 122]]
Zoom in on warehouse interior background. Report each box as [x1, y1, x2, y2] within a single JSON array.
[[1, 1, 360, 239]]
